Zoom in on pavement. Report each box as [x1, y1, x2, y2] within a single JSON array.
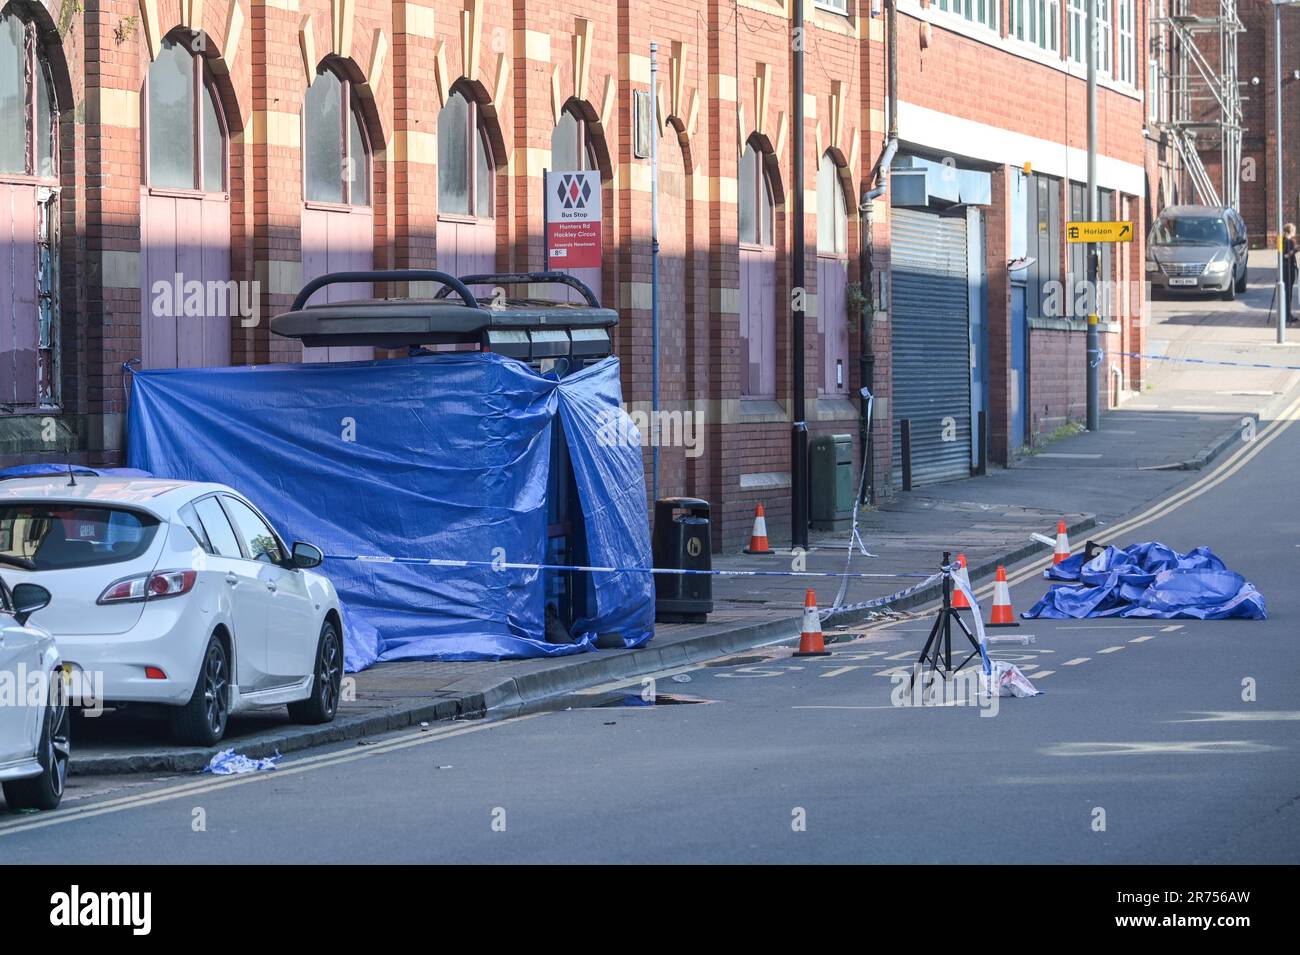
[[62, 255, 1300, 777]]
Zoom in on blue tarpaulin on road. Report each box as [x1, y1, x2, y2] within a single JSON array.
[[126, 353, 654, 670], [1022, 542, 1266, 620]]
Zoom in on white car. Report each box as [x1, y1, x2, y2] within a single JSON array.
[[0, 576, 68, 811], [0, 476, 344, 745]]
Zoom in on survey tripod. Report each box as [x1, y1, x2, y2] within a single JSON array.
[[910, 551, 984, 689]]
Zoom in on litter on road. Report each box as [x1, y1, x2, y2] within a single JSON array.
[[984, 662, 1043, 698], [202, 750, 282, 775]]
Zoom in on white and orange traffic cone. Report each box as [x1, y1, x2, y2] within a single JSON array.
[[951, 553, 972, 609], [987, 565, 1019, 627], [793, 588, 831, 657], [1053, 520, 1071, 564], [743, 503, 774, 555]]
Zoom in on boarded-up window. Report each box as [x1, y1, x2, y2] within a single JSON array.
[[817, 153, 849, 395], [301, 65, 374, 362], [141, 32, 231, 370]]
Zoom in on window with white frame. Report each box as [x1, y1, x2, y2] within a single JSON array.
[[1010, 0, 1061, 53], [814, 0, 849, 14], [1068, 0, 1084, 64], [1117, 0, 1136, 85], [934, 0, 1000, 32], [1068, 0, 1111, 74]]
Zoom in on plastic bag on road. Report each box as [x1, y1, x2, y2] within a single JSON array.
[[202, 749, 281, 775], [981, 661, 1042, 698]]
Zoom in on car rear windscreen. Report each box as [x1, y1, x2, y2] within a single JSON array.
[[0, 504, 160, 570]]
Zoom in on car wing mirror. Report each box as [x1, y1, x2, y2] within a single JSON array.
[[12, 583, 51, 626], [292, 541, 324, 570]]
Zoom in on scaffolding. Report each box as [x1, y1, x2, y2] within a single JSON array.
[[1151, 0, 1245, 209]]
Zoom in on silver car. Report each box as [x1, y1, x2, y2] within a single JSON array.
[[1147, 204, 1249, 301]]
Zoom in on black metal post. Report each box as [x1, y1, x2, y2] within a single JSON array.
[[900, 418, 912, 492], [791, 0, 809, 549]]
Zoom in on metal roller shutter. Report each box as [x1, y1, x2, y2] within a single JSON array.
[[891, 207, 972, 487]]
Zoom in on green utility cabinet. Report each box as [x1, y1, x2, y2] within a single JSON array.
[[810, 433, 854, 531]]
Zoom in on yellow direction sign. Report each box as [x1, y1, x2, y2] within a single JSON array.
[[1066, 220, 1135, 243]]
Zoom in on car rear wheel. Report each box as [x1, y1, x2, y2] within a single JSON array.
[[171, 636, 229, 746], [3, 677, 70, 812], [288, 619, 343, 725], [1236, 267, 1248, 293]]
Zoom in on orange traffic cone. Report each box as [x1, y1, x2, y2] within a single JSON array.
[[988, 566, 1019, 627], [1053, 520, 1071, 564], [793, 589, 831, 657], [951, 554, 972, 609], [743, 503, 774, 555]]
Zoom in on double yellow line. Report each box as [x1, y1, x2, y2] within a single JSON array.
[[993, 391, 1300, 593], [0, 713, 539, 838]]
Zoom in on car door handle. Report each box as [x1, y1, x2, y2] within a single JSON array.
[[225, 574, 238, 586]]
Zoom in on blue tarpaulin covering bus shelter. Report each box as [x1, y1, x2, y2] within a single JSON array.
[[126, 352, 655, 671]]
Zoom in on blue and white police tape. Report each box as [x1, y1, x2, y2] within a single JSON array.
[[951, 566, 993, 674], [329, 553, 936, 582], [1109, 351, 1300, 373], [329, 553, 985, 662]]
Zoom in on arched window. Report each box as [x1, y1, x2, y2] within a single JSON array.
[[738, 142, 774, 247], [551, 106, 599, 172], [738, 139, 777, 398], [303, 67, 370, 206], [437, 89, 494, 218], [817, 153, 847, 256], [0, 3, 57, 179], [145, 36, 226, 192]]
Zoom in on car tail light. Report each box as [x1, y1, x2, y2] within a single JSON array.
[[98, 570, 197, 604], [144, 666, 167, 680]]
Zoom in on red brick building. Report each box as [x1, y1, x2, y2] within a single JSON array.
[[1185, 0, 1300, 247], [0, 0, 1145, 548]]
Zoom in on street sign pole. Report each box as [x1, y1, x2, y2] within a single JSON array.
[[1276, 2, 1287, 344], [1085, 0, 1100, 432]]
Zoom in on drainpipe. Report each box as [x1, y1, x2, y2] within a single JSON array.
[[857, 0, 897, 504]]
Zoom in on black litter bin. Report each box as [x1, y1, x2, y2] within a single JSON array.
[[653, 497, 713, 623]]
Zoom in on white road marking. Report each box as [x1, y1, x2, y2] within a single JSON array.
[[1171, 710, 1300, 723], [1097, 646, 1125, 654], [1063, 657, 1090, 666], [819, 666, 863, 678], [1032, 670, 1055, 678], [1161, 625, 1184, 633], [1129, 635, 1156, 643]]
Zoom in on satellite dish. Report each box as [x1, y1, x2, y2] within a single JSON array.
[[1007, 256, 1036, 272]]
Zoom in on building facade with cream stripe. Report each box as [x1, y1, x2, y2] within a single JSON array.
[[0, 0, 1146, 547]]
